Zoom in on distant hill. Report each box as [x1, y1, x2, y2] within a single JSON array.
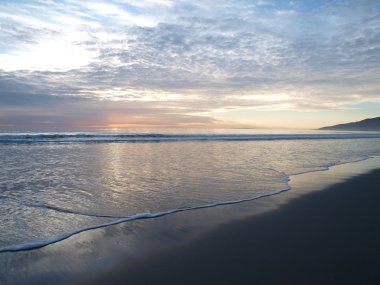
[[319, 117, 380, 131]]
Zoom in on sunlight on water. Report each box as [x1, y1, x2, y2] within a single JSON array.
[[0, 133, 380, 250]]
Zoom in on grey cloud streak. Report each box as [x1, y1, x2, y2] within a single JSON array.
[[0, 76, 219, 131]]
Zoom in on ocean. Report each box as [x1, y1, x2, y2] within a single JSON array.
[[1, 129, 380, 254]]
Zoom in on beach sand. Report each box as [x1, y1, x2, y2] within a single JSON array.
[[85, 168, 380, 285]]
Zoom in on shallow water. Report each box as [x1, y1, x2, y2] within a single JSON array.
[[1, 130, 380, 251]]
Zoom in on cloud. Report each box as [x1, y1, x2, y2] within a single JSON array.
[[0, 74, 221, 130], [0, 0, 380, 129]]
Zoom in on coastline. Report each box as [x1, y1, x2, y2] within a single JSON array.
[[85, 166, 380, 285], [0, 156, 376, 255], [1, 156, 380, 285]]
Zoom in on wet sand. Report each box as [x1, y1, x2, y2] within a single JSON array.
[[86, 168, 380, 285]]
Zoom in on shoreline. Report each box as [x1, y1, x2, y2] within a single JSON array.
[[84, 163, 380, 284], [0, 156, 375, 254], [1, 157, 380, 285]]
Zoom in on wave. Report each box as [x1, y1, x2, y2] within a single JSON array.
[[1, 132, 380, 143], [0, 174, 292, 253], [0, 155, 374, 253]]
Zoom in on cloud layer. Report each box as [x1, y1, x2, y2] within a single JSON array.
[[1, 0, 380, 130]]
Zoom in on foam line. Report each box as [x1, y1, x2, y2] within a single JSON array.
[[288, 155, 373, 176], [0, 155, 375, 253], [0, 179, 291, 253]]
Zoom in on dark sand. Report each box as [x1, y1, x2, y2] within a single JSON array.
[[86, 169, 380, 285]]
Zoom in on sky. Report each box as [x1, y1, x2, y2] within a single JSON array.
[[0, 0, 380, 131]]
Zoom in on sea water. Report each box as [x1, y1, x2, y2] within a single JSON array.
[[1, 130, 380, 252]]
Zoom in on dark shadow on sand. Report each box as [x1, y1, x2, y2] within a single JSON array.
[[86, 169, 380, 285]]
